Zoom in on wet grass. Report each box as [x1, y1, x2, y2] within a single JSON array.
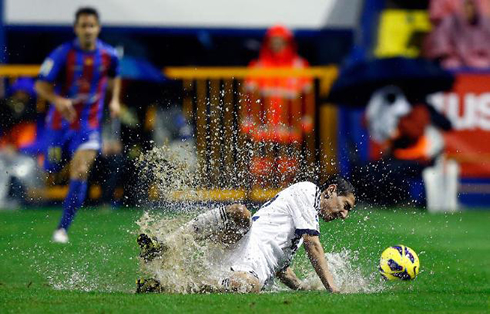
[[0, 207, 489, 313]]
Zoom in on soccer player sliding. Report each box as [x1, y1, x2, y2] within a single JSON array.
[[136, 175, 356, 293]]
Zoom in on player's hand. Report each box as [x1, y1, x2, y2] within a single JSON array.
[[109, 99, 121, 118], [328, 286, 340, 293], [54, 97, 76, 122], [297, 282, 309, 291]]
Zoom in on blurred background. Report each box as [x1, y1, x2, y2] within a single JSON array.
[[0, 0, 489, 211]]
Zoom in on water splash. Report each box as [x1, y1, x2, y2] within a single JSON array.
[[20, 241, 136, 293], [135, 143, 201, 208], [137, 212, 232, 294], [134, 145, 384, 294], [137, 211, 386, 294], [302, 250, 385, 293]]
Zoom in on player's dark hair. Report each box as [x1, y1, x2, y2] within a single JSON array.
[[319, 175, 355, 196], [75, 7, 100, 24]]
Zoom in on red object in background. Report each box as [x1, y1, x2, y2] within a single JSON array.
[[243, 25, 313, 144], [242, 25, 313, 186], [250, 156, 274, 182], [434, 73, 490, 177], [368, 73, 490, 178], [368, 105, 431, 162], [277, 156, 299, 176], [0, 122, 37, 150], [444, 130, 490, 176]]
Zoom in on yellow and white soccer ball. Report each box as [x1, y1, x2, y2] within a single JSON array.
[[379, 245, 420, 280]]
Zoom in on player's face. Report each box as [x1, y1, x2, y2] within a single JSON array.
[[74, 14, 100, 49], [269, 36, 287, 54], [318, 185, 356, 222]]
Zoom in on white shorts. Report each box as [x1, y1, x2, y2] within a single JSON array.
[[227, 232, 279, 288], [76, 130, 101, 152], [77, 139, 101, 151]]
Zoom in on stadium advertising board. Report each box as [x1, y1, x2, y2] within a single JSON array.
[[429, 73, 490, 177]]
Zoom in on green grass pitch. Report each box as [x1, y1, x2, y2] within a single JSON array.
[[0, 207, 489, 313]]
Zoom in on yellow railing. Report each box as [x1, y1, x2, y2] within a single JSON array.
[[163, 66, 339, 190], [0, 65, 40, 77], [165, 66, 337, 79], [0, 65, 340, 201], [0, 64, 338, 81]]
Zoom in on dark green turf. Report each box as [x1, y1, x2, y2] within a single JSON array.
[[0, 207, 489, 313]]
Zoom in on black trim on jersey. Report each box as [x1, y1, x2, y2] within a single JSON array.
[[295, 229, 320, 236], [219, 206, 229, 229], [261, 194, 279, 209], [278, 263, 290, 273], [219, 206, 226, 222], [314, 186, 321, 212]]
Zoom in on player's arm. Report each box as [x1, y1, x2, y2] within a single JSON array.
[[303, 234, 339, 293], [36, 46, 76, 122], [276, 267, 306, 290], [107, 77, 121, 118], [35, 80, 76, 122], [107, 50, 122, 118]]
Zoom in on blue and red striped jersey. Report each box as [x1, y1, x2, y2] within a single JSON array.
[[38, 39, 120, 131]]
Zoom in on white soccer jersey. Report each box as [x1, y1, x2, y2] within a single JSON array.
[[229, 182, 322, 286]]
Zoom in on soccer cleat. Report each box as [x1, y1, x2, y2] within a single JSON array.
[[136, 278, 162, 293], [52, 228, 69, 244], [137, 233, 166, 262]]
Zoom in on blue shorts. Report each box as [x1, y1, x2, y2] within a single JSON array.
[[43, 127, 101, 172]]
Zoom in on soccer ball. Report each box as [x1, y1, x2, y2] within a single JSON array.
[[379, 245, 420, 280]]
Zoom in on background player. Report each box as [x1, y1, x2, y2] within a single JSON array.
[[136, 175, 356, 293], [35, 7, 121, 243]]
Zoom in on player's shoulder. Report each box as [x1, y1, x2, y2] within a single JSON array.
[[283, 182, 321, 204], [48, 41, 74, 57], [97, 40, 119, 57], [288, 181, 319, 194], [284, 182, 321, 216]]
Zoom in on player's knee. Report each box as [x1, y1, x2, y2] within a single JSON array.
[[72, 164, 90, 180], [226, 204, 251, 230]]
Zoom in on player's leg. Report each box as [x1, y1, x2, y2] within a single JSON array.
[[173, 203, 251, 244], [135, 278, 162, 293], [44, 129, 70, 243], [54, 149, 97, 242], [137, 205, 229, 261], [220, 204, 251, 244], [137, 204, 251, 261], [135, 271, 260, 294], [137, 233, 167, 261]]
